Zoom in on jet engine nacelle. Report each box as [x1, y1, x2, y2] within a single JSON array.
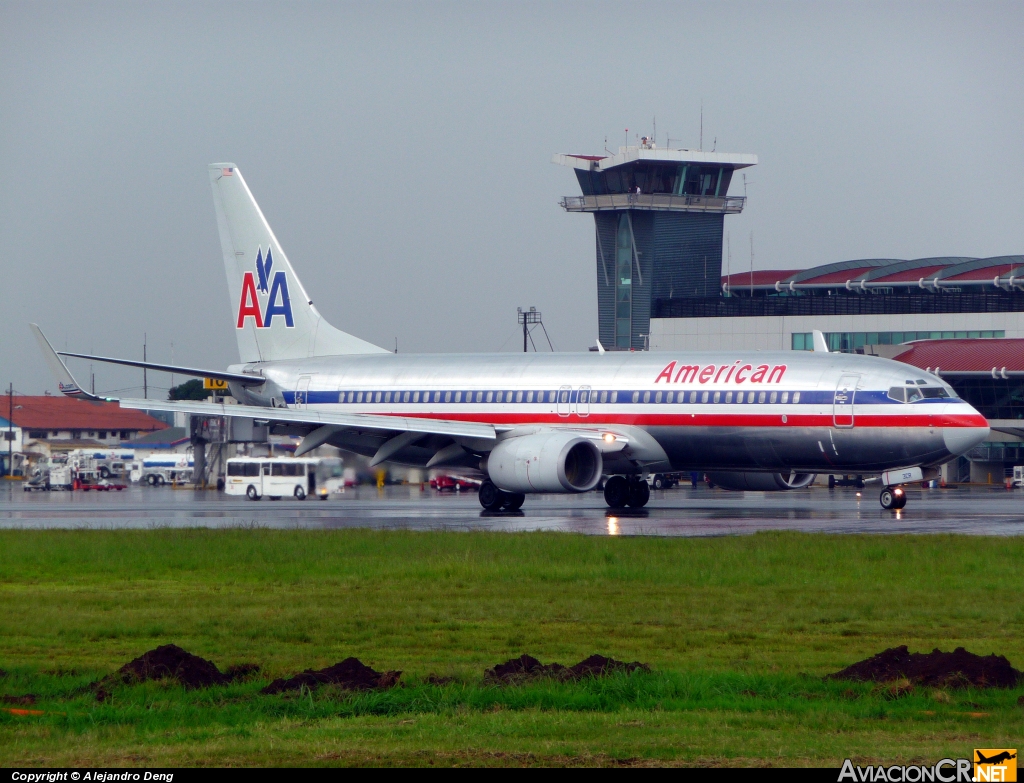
[[707, 471, 817, 491], [487, 431, 603, 493]]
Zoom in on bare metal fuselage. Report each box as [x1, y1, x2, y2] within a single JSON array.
[[226, 348, 989, 475]]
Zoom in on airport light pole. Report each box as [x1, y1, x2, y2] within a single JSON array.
[[518, 307, 542, 353]]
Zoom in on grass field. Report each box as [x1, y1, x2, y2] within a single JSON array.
[[1, 529, 1021, 766]]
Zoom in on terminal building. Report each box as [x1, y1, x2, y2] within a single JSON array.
[[554, 143, 1024, 480], [650, 255, 1024, 353]]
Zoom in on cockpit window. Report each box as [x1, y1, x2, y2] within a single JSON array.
[[890, 386, 937, 402]]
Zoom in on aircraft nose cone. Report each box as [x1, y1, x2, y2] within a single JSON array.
[[942, 405, 989, 457]]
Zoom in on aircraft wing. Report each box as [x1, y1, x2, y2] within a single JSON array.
[[117, 397, 497, 442], [55, 350, 263, 385], [34, 321, 494, 447]]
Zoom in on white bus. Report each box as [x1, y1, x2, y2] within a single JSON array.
[[224, 456, 344, 500]]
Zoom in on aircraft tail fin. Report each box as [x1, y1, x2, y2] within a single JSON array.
[[208, 163, 388, 363]]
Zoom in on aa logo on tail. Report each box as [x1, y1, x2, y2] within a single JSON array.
[[237, 247, 294, 328]]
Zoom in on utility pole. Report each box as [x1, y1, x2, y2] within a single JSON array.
[[6, 384, 13, 479], [143, 333, 147, 399], [517, 307, 542, 352]]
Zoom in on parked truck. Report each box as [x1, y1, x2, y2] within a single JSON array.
[[68, 449, 135, 479], [132, 454, 194, 486]]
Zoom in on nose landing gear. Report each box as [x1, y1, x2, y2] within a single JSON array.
[[879, 486, 907, 511]]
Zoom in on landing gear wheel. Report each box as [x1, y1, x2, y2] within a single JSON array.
[[627, 479, 651, 508], [893, 488, 907, 510], [603, 475, 629, 508], [880, 486, 906, 510], [246, 484, 260, 501], [503, 492, 525, 511], [479, 480, 506, 512], [294, 485, 306, 500]]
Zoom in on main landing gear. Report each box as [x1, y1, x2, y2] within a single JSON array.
[[478, 480, 526, 512], [603, 475, 650, 509], [879, 486, 907, 511]]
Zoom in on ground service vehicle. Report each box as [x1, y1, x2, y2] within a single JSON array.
[[33, 164, 990, 513], [68, 449, 135, 479], [648, 472, 683, 490], [430, 474, 481, 492], [135, 455, 194, 486], [224, 456, 343, 500]]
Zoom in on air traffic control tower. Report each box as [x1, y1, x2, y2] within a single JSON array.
[[554, 141, 756, 350]]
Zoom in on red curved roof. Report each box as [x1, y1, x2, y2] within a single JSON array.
[[873, 265, 949, 283], [723, 270, 800, 287], [944, 264, 1017, 282], [798, 267, 879, 285], [893, 340, 1024, 373]]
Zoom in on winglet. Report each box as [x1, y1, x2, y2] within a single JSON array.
[[29, 324, 107, 401], [812, 330, 829, 353]]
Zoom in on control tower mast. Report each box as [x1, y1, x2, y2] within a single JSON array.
[[554, 139, 756, 350]]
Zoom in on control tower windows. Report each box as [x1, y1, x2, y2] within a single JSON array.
[[677, 165, 731, 197], [576, 164, 733, 197], [615, 214, 633, 348]]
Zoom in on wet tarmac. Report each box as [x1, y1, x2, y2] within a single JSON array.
[[2, 482, 1023, 536]]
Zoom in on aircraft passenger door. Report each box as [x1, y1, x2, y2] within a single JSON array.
[[295, 375, 311, 410], [833, 374, 860, 428], [577, 385, 591, 418], [557, 385, 571, 418]]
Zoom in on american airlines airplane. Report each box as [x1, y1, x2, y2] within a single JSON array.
[[33, 163, 990, 511]]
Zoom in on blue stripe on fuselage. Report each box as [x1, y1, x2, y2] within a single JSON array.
[[281, 389, 955, 406]]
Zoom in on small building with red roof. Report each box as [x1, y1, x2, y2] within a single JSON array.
[[2, 394, 167, 458]]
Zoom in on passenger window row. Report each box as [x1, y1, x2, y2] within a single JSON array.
[[327, 389, 803, 405]]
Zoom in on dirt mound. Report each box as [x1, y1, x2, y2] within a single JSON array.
[[566, 654, 650, 679], [113, 644, 230, 689], [261, 658, 401, 695], [485, 654, 650, 683], [485, 655, 565, 683], [1, 694, 36, 706], [828, 646, 1021, 688]]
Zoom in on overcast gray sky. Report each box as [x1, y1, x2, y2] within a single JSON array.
[[2, 1, 1022, 396]]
